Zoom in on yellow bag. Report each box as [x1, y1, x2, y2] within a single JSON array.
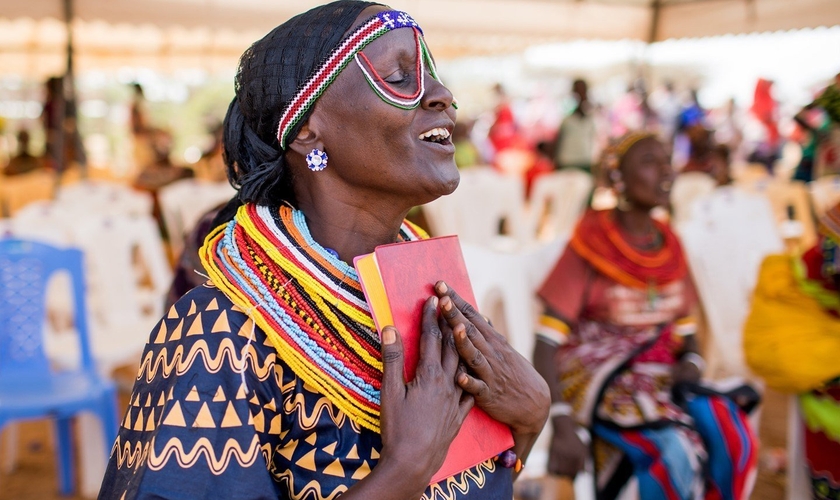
[[743, 255, 840, 393]]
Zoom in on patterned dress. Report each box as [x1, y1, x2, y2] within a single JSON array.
[[537, 210, 756, 500], [99, 206, 514, 500]]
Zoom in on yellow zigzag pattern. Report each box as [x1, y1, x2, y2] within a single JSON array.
[[284, 391, 348, 431], [137, 338, 275, 383], [422, 459, 496, 500], [111, 436, 151, 470], [270, 468, 349, 500], [147, 434, 262, 475]]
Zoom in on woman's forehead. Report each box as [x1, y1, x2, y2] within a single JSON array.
[[361, 28, 421, 62]]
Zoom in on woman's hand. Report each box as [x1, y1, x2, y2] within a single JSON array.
[[671, 357, 702, 385], [434, 282, 550, 437], [548, 415, 588, 477], [376, 296, 474, 496]]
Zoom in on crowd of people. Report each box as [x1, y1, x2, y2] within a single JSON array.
[[453, 72, 840, 201], [3, 1, 840, 500]]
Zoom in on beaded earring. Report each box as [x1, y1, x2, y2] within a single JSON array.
[[306, 149, 328, 172]]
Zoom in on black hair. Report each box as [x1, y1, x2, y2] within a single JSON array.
[[222, 1, 378, 210]]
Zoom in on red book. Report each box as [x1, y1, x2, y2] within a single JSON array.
[[354, 235, 514, 484]]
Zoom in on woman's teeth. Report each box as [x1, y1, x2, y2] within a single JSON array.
[[419, 127, 451, 142]]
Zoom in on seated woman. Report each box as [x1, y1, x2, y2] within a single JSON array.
[[98, 2, 549, 499], [744, 203, 840, 499], [533, 132, 757, 500]]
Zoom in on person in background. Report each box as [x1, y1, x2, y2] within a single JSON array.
[[100, 2, 549, 498], [132, 129, 193, 193], [649, 81, 682, 143], [610, 83, 645, 138], [534, 132, 757, 500], [42, 75, 86, 175], [794, 72, 840, 180], [130, 83, 155, 170], [3, 130, 42, 176], [453, 120, 480, 169], [164, 204, 224, 309], [710, 98, 743, 162], [744, 203, 840, 500], [709, 144, 733, 186], [193, 123, 228, 182], [681, 124, 714, 175], [745, 78, 781, 172], [554, 79, 597, 174]]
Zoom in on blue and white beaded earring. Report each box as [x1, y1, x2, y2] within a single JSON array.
[[306, 148, 328, 172]]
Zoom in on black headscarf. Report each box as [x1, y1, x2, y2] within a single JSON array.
[[215, 1, 379, 226]]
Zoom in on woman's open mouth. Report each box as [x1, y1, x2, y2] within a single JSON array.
[[418, 127, 452, 146]]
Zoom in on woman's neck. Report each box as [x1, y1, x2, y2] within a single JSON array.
[[295, 191, 409, 264], [613, 206, 655, 236]]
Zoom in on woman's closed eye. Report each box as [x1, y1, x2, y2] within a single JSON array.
[[384, 69, 412, 86]]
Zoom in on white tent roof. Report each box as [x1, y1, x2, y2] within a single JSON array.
[[1, 0, 839, 76]]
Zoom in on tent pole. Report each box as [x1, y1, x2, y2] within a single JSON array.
[[648, 0, 662, 44]]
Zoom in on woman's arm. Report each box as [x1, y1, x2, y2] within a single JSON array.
[[532, 315, 588, 477]]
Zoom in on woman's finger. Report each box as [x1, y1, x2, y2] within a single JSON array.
[[438, 295, 493, 355], [453, 323, 494, 380], [438, 315, 460, 376], [456, 369, 491, 401], [457, 393, 476, 423], [435, 281, 495, 335], [418, 296, 443, 368], [380, 326, 406, 401]]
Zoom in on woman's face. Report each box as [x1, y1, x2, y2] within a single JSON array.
[[620, 138, 673, 210], [304, 7, 459, 207]]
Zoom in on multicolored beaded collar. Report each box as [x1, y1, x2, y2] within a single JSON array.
[[199, 203, 426, 432], [276, 10, 445, 149]]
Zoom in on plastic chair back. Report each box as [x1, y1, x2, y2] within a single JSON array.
[[809, 175, 840, 216], [423, 169, 527, 249], [0, 239, 93, 379], [670, 172, 716, 226], [158, 179, 235, 256], [678, 187, 783, 375], [527, 170, 593, 243]]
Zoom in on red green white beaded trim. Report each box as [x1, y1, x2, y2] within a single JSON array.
[[276, 10, 423, 149]]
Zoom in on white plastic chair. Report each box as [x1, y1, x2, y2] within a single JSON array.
[[809, 175, 840, 216], [158, 179, 235, 257], [670, 172, 716, 226], [677, 186, 784, 376], [526, 170, 593, 244], [423, 169, 527, 250], [56, 181, 153, 217]]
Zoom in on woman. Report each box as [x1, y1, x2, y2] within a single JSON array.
[[744, 203, 840, 499], [98, 3, 549, 499], [533, 132, 757, 500]]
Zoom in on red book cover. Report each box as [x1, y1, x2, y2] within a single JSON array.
[[354, 236, 514, 484]]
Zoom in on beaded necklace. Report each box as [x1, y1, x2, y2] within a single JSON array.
[[199, 204, 426, 432]]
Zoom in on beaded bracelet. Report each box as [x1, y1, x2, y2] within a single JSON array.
[[681, 352, 707, 373], [496, 450, 524, 473], [549, 402, 573, 418]]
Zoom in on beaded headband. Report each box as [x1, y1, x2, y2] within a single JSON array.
[[605, 131, 656, 170], [276, 10, 428, 149]]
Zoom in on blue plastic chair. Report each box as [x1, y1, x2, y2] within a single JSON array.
[[0, 238, 118, 495]]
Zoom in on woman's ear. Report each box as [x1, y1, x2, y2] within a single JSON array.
[[289, 106, 325, 158], [287, 120, 324, 159]]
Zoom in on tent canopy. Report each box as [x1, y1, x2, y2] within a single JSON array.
[[1, 0, 839, 75]]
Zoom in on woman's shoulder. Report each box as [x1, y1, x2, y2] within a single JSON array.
[[138, 282, 274, 383]]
